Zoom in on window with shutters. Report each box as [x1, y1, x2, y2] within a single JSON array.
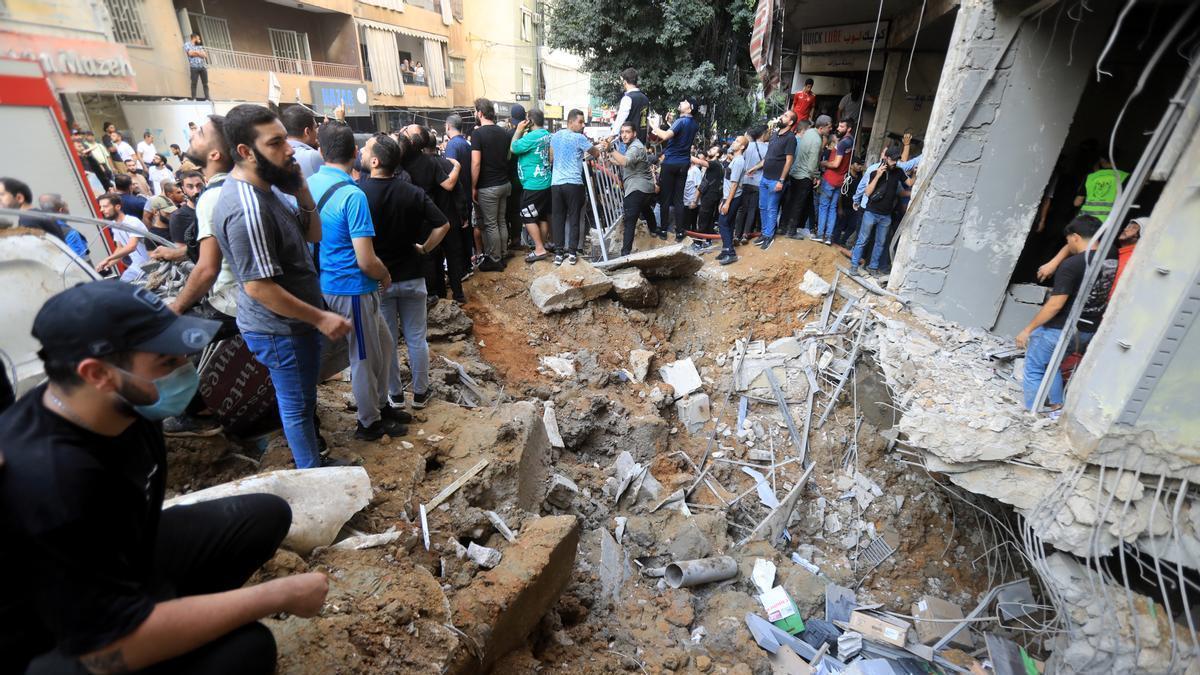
[[520, 7, 533, 42], [449, 57, 466, 83], [105, 0, 148, 46], [191, 14, 233, 52], [269, 28, 312, 75]]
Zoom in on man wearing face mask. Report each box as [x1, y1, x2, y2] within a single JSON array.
[[0, 279, 329, 674], [211, 104, 352, 469]]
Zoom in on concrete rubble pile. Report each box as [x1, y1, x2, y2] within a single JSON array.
[[530, 244, 703, 313]]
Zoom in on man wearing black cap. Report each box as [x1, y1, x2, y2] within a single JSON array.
[[0, 279, 328, 674], [849, 146, 906, 276]]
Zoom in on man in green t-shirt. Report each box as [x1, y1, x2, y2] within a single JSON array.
[[510, 109, 553, 262]]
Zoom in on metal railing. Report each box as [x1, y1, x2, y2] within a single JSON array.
[[582, 154, 627, 261], [205, 47, 362, 80]]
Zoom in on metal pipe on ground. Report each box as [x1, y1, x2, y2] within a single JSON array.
[[664, 556, 739, 588]]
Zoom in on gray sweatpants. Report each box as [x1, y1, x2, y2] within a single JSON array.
[[476, 182, 512, 262], [323, 292, 391, 426]]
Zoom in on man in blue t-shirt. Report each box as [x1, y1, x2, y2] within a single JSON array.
[[308, 123, 405, 441], [548, 108, 599, 264], [443, 114, 474, 276], [652, 97, 700, 241]]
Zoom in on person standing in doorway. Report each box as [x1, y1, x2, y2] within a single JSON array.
[[549, 108, 599, 265], [470, 98, 512, 271], [791, 78, 816, 123], [652, 97, 700, 241], [755, 110, 797, 250], [185, 32, 209, 100]]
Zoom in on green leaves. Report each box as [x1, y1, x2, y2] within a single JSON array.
[[546, 0, 755, 133]]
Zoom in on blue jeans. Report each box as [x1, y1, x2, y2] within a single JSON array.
[[242, 330, 322, 469], [817, 180, 839, 239], [1022, 327, 1095, 410], [718, 194, 742, 252], [758, 177, 784, 237], [380, 278, 430, 399], [850, 211, 893, 269]]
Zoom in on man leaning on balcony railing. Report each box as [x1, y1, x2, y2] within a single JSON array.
[[185, 32, 210, 100]]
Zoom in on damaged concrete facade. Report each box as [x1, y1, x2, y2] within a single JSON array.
[[858, 0, 1200, 672]]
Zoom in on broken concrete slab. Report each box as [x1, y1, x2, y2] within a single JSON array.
[[542, 401, 565, 449], [659, 357, 702, 397], [629, 348, 653, 383], [609, 267, 659, 307], [675, 392, 711, 433], [545, 473, 579, 510], [448, 515, 581, 673], [426, 299, 474, 339], [164, 467, 371, 555], [467, 541, 502, 568], [539, 354, 576, 378], [798, 270, 832, 297], [529, 262, 613, 314], [598, 526, 628, 608], [593, 242, 704, 279]]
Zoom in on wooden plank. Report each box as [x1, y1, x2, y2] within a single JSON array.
[[425, 459, 489, 511]]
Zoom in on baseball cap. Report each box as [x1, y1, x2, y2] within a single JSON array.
[[33, 279, 219, 361], [510, 104, 527, 124], [815, 114, 833, 128]]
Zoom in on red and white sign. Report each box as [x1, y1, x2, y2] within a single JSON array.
[[0, 31, 137, 93]]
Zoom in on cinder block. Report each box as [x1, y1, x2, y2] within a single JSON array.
[[914, 245, 955, 270], [909, 269, 947, 295], [919, 217, 962, 247]]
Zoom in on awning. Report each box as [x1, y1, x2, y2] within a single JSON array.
[[355, 18, 448, 43]]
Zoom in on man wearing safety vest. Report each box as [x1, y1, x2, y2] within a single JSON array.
[[1073, 157, 1129, 222]]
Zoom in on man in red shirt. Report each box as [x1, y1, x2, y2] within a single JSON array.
[[792, 78, 816, 123], [1110, 217, 1144, 298]]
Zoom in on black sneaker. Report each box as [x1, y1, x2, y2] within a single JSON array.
[[163, 415, 224, 437], [787, 231, 806, 240], [567, 253, 579, 265], [412, 389, 433, 409], [848, 265, 861, 277], [715, 250, 732, 262], [720, 253, 738, 265], [355, 418, 408, 441], [759, 237, 774, 250], [382, 405, 413, 424], [478, 258, 505, 272], [675, 232, 685, 242], [453, 295, 467, 304], [752, 236, 766, 245], [656, 231, 668, 240]]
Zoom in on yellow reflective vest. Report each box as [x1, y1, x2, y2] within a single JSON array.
[[1079, 168, 1130, 219]]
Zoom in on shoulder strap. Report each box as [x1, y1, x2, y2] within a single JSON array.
[[317, 180, 355, 212]]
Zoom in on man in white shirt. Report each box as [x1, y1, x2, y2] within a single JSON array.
[[136, 132, 159, 166], [96, 192, 150, 282], [147, 154, 174, 195], [111, 132, 140, 169]]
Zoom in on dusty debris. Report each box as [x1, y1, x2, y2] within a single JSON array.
[[529, 262, 613, 313], [425, 458, 489, 511], [798, 270, 832, 297], [466, 541, 503, 568], [448, 515, 581, 672], [542, 400, 565, 448], [164, 467, 372, 555], [675, 392, 711, 433], [658, 357, 702, 397], [664, 556, 738, 588], [545, 473, 579, 510], [609, 267, 659, 307], [329, 528, 401, 551], [593, 242, 704, 278], [629, 348, 654, 383], [427, 299, 474, 338]]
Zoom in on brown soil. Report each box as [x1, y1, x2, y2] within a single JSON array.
[[166, 235, 998, 674]]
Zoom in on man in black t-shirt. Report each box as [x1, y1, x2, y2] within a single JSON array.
[[753, 111, 797, 249], [1017, 215, 1116, 411], [471, 98, 513, 270], [359, 134, 449, 410], [0, 279, 328, 674], [694, 145, 725, 242], [849, 146, 905, 276]]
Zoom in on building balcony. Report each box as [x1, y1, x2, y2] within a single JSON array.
[[206, 47, 362, 81]]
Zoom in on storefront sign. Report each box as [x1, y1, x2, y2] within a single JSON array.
[[800, 22, 889, 55], [0, 31, 136, 93], [309, 81, 370, 117], [802, 51, 886, 73], [543, 104, 564, 120]]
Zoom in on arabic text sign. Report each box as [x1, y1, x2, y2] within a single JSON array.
[[800, 22, 889, 55]]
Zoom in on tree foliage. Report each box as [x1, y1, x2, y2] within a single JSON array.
[[547, 0, 758, 136]]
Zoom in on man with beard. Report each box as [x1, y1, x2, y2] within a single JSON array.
[[754, 110, 798, 250], [211, 104, 351, 469], [150, 171, 205, 263]]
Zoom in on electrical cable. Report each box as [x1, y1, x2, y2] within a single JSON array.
[[1095, 0, 1138, 81], [848, 0, 885, 168], [905, 0, 928, 94]]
